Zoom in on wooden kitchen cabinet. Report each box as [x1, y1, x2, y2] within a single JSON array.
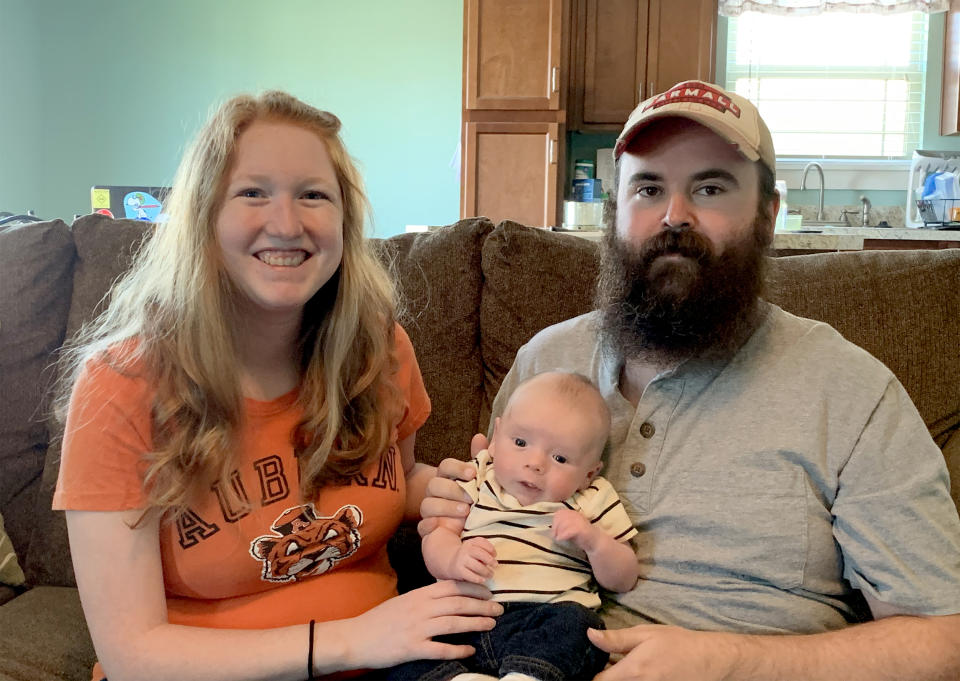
[[942, 0, 960, 136], [572, 0, 718, 128], [461, 0, 569, 225], [459, 0, 718, 225], [461, 121, 563, 227], [464, 0, 565, 110]]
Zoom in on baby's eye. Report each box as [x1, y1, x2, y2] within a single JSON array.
[[239, 188, 264, 198], [552, 454, 567, 464], [302, 190, 329, 201], [514, 438, 527, 448]]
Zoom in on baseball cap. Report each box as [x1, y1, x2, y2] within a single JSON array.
[[615, 80, 776, 174]]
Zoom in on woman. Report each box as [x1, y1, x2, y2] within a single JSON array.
[[53, 91, 500, 681]]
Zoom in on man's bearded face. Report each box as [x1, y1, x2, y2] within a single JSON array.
[[597, 205, 772, 364]]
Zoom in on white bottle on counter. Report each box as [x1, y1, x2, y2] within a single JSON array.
[[774, 180, 788, 231]]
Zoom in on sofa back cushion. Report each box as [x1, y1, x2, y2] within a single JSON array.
[[479, 221, 600, 430], [373, 218, 494, 466], [765, 249, 960, 442], [766, 248, 960, 506], [25, 214, 151, 587], [0, 219, 75, 567], [476, 223, 959, 507]]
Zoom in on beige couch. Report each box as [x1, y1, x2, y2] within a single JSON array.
[[1, 213, 958, 681]]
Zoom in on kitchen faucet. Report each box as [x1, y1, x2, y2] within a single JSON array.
[[860, 195, 872, 227], [801, 162, 825, 222]]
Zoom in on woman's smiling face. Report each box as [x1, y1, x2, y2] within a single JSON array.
[[215, 119, 344, 322]]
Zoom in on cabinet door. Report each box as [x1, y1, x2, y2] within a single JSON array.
[[462, 121, 562, 226], [581, 0, 648, 125], [645, 0, 717, 99], [464, 0, 564, 110]]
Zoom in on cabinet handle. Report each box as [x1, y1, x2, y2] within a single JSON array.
[[551, 66, 559, 94], [549, 137, 558, 165], [649, 81, 655, 99], [638, 83, 643, 103]]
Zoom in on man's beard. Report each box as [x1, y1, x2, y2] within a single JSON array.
[[597, 207, 772, 366]]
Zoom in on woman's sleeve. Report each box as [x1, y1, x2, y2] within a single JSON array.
[[53, 358, 154, 511], [392, 323, 431, 442]]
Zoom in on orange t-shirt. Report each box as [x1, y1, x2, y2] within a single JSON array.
[[54, 324, 430, 679]]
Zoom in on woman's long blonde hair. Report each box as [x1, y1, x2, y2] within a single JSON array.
[[56, 91, 400, 517]]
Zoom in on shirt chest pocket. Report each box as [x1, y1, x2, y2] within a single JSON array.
[[648, 467, 808, 590]]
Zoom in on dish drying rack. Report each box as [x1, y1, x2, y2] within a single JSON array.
[[906, 150, 960, 228], [915, 198, 960, 228]]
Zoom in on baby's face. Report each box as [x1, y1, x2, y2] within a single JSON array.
[[489, 381, 603, 506]]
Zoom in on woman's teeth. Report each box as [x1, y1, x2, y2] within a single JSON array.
[[257, 250, 307, 267]]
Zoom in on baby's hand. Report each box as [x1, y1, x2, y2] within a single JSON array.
[[551, 508, 596, 550], [451, 537, 498, 584]]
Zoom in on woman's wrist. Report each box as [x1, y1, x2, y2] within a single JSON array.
[[308, 617, 356, 676]]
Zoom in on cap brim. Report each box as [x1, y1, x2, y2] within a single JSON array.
[[617, 108, 761, 163]]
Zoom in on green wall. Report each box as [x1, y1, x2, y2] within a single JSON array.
[[0, 0, 463, 237]]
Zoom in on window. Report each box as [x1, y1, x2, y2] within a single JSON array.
[[724, 12, 929, 159]]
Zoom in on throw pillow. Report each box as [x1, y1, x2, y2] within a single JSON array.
[[479, 221, 600, 430], [373, 217, 495, 467], [25, 213, 150, 587], [0, 218, 75, 563], [0, 512, 25, 587]]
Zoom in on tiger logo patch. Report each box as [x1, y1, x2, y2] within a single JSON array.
[[250, 503, 362, 583]]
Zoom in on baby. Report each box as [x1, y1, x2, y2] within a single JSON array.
[[392, 370, 639, 681]]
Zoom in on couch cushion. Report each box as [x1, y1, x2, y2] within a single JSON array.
[[0, 586, 95, 681], [766, 248, 960, 441], [0, 219, 75, 567], [374, 218, 494, 466], [0, 585, 16, 608], [479, 222, 600, 433], [477, 226, 958, 478], [24, 214, 151, 588]]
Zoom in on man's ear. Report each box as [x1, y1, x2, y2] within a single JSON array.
[[764, 192, 780, 239]]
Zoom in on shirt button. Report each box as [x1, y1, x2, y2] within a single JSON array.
[[639, 422, 655, 438], [630, 462, 647, 477]]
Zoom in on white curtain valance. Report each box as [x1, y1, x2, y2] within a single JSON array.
[[719, 0, 948, 16]]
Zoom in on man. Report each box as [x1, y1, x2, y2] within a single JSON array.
[[421, 80, 960, 680]]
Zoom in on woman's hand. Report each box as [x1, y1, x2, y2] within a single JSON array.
[[338, 580, 503, 669], [417, 433, 487, 537]]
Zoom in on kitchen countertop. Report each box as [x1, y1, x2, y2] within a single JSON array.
[[553, 227, 960, 250], [774, 226, 960, 250]]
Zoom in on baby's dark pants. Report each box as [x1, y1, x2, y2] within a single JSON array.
[[387, 600, 608, 681]]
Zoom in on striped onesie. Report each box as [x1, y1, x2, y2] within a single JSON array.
[[459, 449, 638, 607]]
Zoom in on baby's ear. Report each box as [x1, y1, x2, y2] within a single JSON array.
[[487, 417, 501, 454], [582, 461, 603, 487]]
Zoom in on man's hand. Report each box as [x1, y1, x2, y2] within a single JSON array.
[[449, 537, 497, 584], [588, 625, 740, 681]]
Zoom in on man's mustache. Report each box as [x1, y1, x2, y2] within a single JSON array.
[[639, 228, 713, 264]]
